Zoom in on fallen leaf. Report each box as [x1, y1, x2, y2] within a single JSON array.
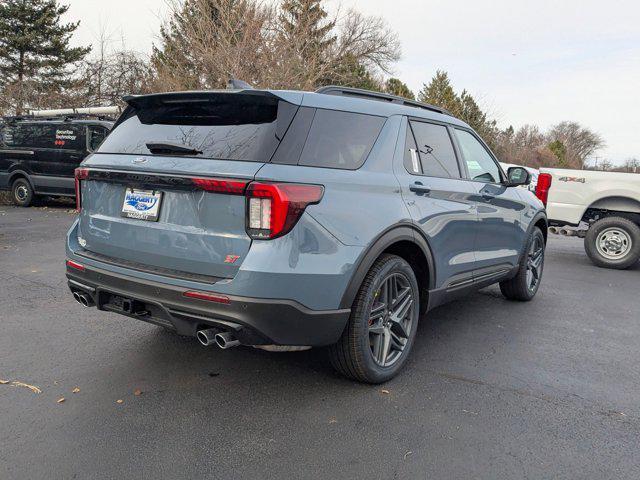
[[11, 381, 42, 394], [116, 399, 124, 404], [0, 379, 9, 385], [381, 389, 390, 395], [31, 270, 38, 273], [57, 397, 65, 404], [72, 387, 80, 394], [404, 451, 413, 460], [328, 417, 338, 424], [134, 389, 142, 396]]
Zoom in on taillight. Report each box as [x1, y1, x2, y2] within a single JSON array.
[[535, 173, 552, 206], [245, 182, 324, 239], [192, 178, 248, 195], [74, 168, 89, 211]]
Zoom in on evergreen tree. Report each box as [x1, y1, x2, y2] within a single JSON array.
[[0, 0, 90, 114], [279, 0, 336, 56], [417, 70, 460, 115], [385, 78, 414, 100]]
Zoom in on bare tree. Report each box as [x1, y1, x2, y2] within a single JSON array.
[[151, 0, 401, 91], [547, 121, 605, 169]]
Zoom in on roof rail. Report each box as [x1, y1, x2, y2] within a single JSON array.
[[315, 85, 450, 115]]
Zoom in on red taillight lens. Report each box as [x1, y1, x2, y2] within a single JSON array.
[[66, 259, 85, 271], [74, 168, 89, 211], [245, 182, 324, 239], [192, 178, 248, 195], [535, 173, 552, 206], [183, 291, 231, 304]]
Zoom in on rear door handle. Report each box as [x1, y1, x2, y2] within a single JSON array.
[[409, 182, 431, 194]]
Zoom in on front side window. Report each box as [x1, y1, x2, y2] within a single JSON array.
[[409, 121, 460, 178], [454, 129, 502, 183], [298, 109, 385, 170]]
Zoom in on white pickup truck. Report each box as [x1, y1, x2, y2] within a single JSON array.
[[537, 168, 640, 269]]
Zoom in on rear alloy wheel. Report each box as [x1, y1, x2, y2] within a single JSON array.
[[500, 227, 545, 301], [11, 178, 34, 207], [584, 217, 640, 269], [329, 254, 419, 383]]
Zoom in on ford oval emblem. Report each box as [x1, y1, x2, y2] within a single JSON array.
[[133, 157, 148, 164]]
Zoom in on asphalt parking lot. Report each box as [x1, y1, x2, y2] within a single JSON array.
[[1, 202, 639, 480]]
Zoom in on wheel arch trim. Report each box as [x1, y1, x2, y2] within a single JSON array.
[[339, 224, 436, 310]]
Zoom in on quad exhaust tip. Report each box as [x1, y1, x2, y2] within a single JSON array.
[[73, 291, 95, 307]]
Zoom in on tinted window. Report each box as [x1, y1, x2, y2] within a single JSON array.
[[298, 109, 385, 169], [410, 121, 460, 178], [454, 129, 502, 183], [98, 95, 286, 162], [87, 125, 108, 151]]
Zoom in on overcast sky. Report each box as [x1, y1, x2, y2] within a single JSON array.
[[65, 0, 640, 165]]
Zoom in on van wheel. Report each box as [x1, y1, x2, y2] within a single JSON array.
[[584, 217, 640, 269], [329, 254, 419, 384], [500, 227, 545, 301], [11, 178, 34, 207]]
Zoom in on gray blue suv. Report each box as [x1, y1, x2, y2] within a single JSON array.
[[66, 86, 547, 383]]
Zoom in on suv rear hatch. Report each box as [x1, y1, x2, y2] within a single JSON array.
[[75, 90, 301, 281]]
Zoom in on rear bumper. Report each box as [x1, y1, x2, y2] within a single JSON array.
[[66, 262, 350, 347]]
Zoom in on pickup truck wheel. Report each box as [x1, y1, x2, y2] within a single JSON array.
[[328, 254, 419, 384], [584, 217, 640, 269], [500, 227, 545, 301], [11, 178, 34, 207]]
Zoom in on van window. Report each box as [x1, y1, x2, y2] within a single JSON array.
[[98, 95, 289, 162], [410, 121, 460, 178], [454, 129, 502, 183], [87, 125, 108, 151], [298, 109, 385, 170]]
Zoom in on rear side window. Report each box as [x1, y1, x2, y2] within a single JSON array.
[[409, 121, 460, 178], [298, 109, 385, 170], [87, 125, 108, 151], [97, 95, 291, 162]]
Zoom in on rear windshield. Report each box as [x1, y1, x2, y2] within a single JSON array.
[[97, 94, 292, 162]]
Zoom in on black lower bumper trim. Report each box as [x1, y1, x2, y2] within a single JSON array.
[[66, 263, 350, 347]]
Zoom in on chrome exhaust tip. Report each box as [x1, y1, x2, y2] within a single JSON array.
[[73, 291, 94, 307], [215, 332, 240, 350], [196, 328, 219, 347], [548, 226, 559, 235]]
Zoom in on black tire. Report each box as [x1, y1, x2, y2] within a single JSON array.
[[500, 227, 545, 301], [11, 178, 34, 207], [329, 254, 420, 384], [584, 217, 640, 270]]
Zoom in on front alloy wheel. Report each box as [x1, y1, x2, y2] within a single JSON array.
[[329, 254, 420, 383]]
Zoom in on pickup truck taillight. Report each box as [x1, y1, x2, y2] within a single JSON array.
[[74, 167, 89, 211], [535, 173, 552, 206], [245, 182, 324, 239]]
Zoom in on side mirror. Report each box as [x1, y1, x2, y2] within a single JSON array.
[[507, 166, 531, 187]]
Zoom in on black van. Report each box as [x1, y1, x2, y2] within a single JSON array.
[[0, 117, 113, 206]]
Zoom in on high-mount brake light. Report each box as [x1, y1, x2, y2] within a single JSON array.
[[74, 168, 89, 211], [535, 173, 552, 206], [245, 182, 324, 239], [191, 178, 248, 195]]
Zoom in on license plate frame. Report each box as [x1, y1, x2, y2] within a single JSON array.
[[121, 187, 163, 222]]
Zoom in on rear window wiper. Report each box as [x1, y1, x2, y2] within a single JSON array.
[[145, 142, 203, 155]]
